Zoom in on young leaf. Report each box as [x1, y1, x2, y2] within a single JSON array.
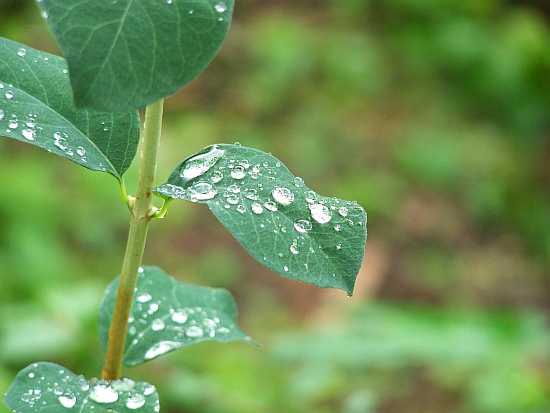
[[0, 37, 140, 181], [99, 266, 255, 366], [154, 144, 367, 295], [39, 0, 235, 111], [4, 362, 159, 413]]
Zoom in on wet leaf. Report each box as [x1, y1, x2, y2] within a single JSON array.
[[155, 144, 367, 295], [39, 0, 234, 111], [4, 362, 159, 412], [99, 266, 255, 366], [0, 37, 139, 181]]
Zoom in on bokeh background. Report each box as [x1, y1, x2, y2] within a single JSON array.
[[1, 0, 550, 412]]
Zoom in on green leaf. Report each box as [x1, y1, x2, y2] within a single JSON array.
[[4, 362, 159, 412], [99, 266, 255, 366], [0, 37, 140, 181], [39, 0, 234, 111], [154, 144, 367, 295]]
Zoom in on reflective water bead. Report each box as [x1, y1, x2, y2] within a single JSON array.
[[231, 165, 246, 179], [293, 177, 304, 187], [136, 292, 152, 303], [17, 48, 26, 57], [293, 219, 312, 233], [58, 393, 76, 408], [89, 384, 118, 403], [190, 181, 218, 201], [215, 2, 227, 12], [171, 309, 188, 323], [145, 341, 179, 359], [309, 203, 332, 224], [180, 145, 225, 180], [227, 194, 239, 204], [251, 202, 263, 214], [338, 206, 349, 217], [211, 170, 223, 183], [5, 91, 14, 99], [8, 115, 18, 129], [112, 378, 135, 392], [126, 393, 145, 409], [151, 318, 165, 331], [334, 224, 341, 232], [264, 201, 278, 212], [244, 188, 258, 200], [272, 187, 294, 205], [76, 146, 86, 156], [186, 325, 204, 338], [236, 204, 246, 214], [290, 240, 299, 255], [227, 183, 240, 193], [0, 109, 4, 120], [22, 129, 35, 141]]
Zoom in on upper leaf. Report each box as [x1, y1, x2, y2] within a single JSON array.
[[4, 362, 159, 413], [39, 0, 235, 111], [154, 144, 367, 295], [0, 37, 139, 181], [99, 266, 255, 366]]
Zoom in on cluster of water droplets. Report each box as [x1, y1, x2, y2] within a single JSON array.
[[16, 364, 158, 412]]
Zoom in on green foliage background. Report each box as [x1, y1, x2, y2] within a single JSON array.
[[1, 0, 549, 412]]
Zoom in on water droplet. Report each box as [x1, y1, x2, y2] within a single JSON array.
[[338, 206, 349, 217], [334, 224, 341, 232], [180, 145, 225, 180], [151, 318, 165, 331], [214, 2, 227, 12], [5, 91, 14, 99], [76, 146, 86, 156], [293, 220, 312, 233], [171, 309, 188, 323], [244, 188, 258, 200], [28, 372, 35, 378], [0, 109, 4, 120], [292, 177, 304, 187], [305, 191, 317, 204], [112, 378, 135, 392], [126, 393, 145, 409], [336, 244, 342, 250], [54, 132, 69, 150], [272, 187, 294, 205], [264, 201, 278, 212], [290, 240, 299, 255], [17, 48, 26, 57], [211, 170, 223, 183], [8, 115, 18, 129], [251, 202, 263, 214], [58, 392, 76, 408], [227, 183, 240, 193], [236, 204, 246, 214], [22, 129, 35, 141], [231, 165, 246, 179], [186, 325, 204, 338], [189, 181, 218, 201], [309, 203, 332, 224], [89, 383, 118, 403], [143, 384, 156, 396], [145, 341, 180, 359], [283, 265, 289, 272], [136, 292, 152, 303]]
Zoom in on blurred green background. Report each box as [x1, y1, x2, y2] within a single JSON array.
[[1, 0, 550, 412]]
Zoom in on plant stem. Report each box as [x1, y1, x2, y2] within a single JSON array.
[[102, 99, 164, 380]]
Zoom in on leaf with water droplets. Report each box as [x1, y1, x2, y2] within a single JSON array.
[[39, 0, 234, 111], [4, 362, 159, 413], [99, 266, 255, 366], [155, 144, 367, 295], [0, 37, 139, 181]]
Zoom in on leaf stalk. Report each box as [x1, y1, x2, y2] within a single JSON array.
[[102, 99, 164, 380]]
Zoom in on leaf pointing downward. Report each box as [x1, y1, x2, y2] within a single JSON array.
[[155, 144, 367, 295], [0, 37, 140, 181]]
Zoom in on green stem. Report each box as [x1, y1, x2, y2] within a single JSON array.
[[102, 99, 164, 380]]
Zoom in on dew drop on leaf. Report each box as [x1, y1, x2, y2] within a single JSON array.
[[58, 392, 76, 408], [126, 393, 145, 409], [272, 187, 294, 205], [338, 206, 349, 217], [89, 383, 118, 403], [22, 129, 35, 141], [231, 165, 246, 179], [214, 2, 227, 12], [293, 219, 312, 233], [180, 145, 225, 180], [136, 293, 152, 303], [251, 202, 263, 214], [151, 318, 165, 331], [5, 91, 14, 99], [171, 309, 188, 323], [236, 204, 246, 214], [309, 203, 332, 224], [190, 181, 218, 201], [211, 170, 223, 183], [185, 325, 204, 338], [17, 48, 26, 57], [145, 341, 180, 360], [264, 201, 278, 212], [0, 109, 4, 120], [8, 115, 18, 129]]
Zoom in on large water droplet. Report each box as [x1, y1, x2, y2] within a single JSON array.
[[126, 393, 146, 409], [227, 184, 240, 193], [226, 194, 239, 205], [89, 384, 118, 403], [76, 146, 86, 156], [215, 2, 227, 12], [309, 203, 332, 224], [236, 204, 246, 214], [189, 181, 217, 201], [180, 145, 225, 180], [264, 201, 278, 212], [171, 309, 188, 323], [145, 341, 180, 360], [251, 202, 263, 214], [54, 132, 69, 150], [17, 48, 27, 57], [231, 165, 246, 179], [58, 392, 76, 408], [5, 91, 14, 99], [211, 170, 223, 183], [112, 378, 135, 392], [294, 219, 312, 233], [143, 384, 156, 396], [185, 325, 204, 338], [8, 115, 18, 129], [136, 292, 152, 303], [244, 188, 258, 200], [272, 187, 294, 205], [290, 240, 299, 255], [151, 318, 165, 331], [22, 129, 35, 141]]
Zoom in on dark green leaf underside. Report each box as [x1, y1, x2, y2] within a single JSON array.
[[0, 37, 139, 180], [155, 144, 367, 295], [40, 0, 234, 111], [4, 362, 159, 412], [99, 266, 255, 366]]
